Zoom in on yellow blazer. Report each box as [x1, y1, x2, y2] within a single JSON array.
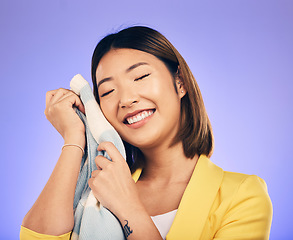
[[20, 155, 273, 239]]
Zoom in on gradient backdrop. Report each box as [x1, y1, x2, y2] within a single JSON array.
[[1, 0, 292, 239]]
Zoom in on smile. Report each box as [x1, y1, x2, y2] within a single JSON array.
[[125, 109, 155, 125]]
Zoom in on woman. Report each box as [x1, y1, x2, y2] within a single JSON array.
[[21, 26, 273, 239]]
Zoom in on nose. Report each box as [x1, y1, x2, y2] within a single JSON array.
[[118, 86, 139, 108]]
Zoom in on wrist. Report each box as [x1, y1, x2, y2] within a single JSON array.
[[63, 133, 85, 149], [115, 199, 147, 222], [116, 204, 162, 240], [62, 144, 84, 155]]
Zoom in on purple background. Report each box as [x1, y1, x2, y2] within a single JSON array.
[[1, 0, 292, 239]]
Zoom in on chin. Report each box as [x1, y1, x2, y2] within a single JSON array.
[[123, 132, 165, 150], [124, 138, 153, 149]]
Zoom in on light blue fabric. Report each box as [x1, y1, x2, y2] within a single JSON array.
[[70, 75, 126, 240]]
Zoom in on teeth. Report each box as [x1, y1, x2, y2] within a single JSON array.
[[126, 110, 154, 125]]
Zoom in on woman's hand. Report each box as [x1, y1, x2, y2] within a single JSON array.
[[88, 142, 163, 240], [44, 88, 86, 147], [88, 142, 143, 216]]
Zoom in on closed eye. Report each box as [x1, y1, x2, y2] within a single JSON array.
[[101, 89, 114, 97], [134, 73, 150, 81]]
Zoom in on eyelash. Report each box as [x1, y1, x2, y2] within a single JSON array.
[[101, 89, 114, 97], [100, 73, 151, 97], [134, 73, 150, 81]]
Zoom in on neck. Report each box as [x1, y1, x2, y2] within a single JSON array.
[[139, 142, 199, 184]]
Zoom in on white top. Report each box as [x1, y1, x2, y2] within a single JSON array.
[[151, 209, 178, 239]]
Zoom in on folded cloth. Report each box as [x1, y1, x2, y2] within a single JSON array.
[[70, 74, 126, 240]]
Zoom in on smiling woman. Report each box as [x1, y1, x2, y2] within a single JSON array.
[[20, 26, 273, 240], [91, 27, 214, 172], [95, 48, 186, 156]]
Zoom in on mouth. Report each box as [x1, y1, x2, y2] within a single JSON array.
[[124, 109, 156, 125]]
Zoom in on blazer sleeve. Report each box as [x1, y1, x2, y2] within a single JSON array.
[[214, 175, 273, 240], [20, 226, 71, 240]]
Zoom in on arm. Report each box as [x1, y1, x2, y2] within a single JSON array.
[[116, 207, 163, 240], [214, 175, 273, 240], [21, 88, 86, 236], [88, 142, 163, 240]]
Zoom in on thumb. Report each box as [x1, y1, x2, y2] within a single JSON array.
[[67, 93, 85, 115]]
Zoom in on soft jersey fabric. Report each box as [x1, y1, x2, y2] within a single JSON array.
[[151, 209, 178, 239], [20, 155, 273, 240], [70, 75, 127, 240]]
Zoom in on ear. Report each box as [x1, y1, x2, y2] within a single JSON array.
[[175, 71, 186, 99]]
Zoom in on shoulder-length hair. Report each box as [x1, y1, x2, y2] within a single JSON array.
[[91, 26, 214, 171]]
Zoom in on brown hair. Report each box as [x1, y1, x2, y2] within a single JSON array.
[[91, 26, 214, 170]]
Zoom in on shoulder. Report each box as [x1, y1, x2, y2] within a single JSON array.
[[222, 171, 269, 194], [203, 161, 273, 239], [198, 155, 271, 201], [199, 155, 271, 206], [220, 171, 272, 207]]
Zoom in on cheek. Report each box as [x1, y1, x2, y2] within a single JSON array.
[[139, 75, 170, 100], [100, 101, 117, 124], [152, 77, 178, 104]]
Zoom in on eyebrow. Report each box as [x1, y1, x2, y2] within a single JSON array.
[[97, 62, 149, 90], [126, 62, 149, 72]]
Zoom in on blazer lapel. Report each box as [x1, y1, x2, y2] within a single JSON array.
[[132, 168, 142, 183], [166, 155, 224, 239]]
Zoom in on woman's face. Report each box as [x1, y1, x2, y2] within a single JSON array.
[[96, 48, 185, 150]]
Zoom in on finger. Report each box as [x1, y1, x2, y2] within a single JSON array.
[[71, 92, 85, 114], [59, 92, 85, 114], [97, 142, 125, 163], [47, 88, 70, 105], [46, 89, 59, 106], [56, 91, 75, 103], [91, 170, 100, 178], [88, 177, 94, 189], [95, 155, 111, 170], [88, 172, 101, 191]]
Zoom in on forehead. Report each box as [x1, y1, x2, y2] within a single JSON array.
[[95, 49, 160, 79]]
